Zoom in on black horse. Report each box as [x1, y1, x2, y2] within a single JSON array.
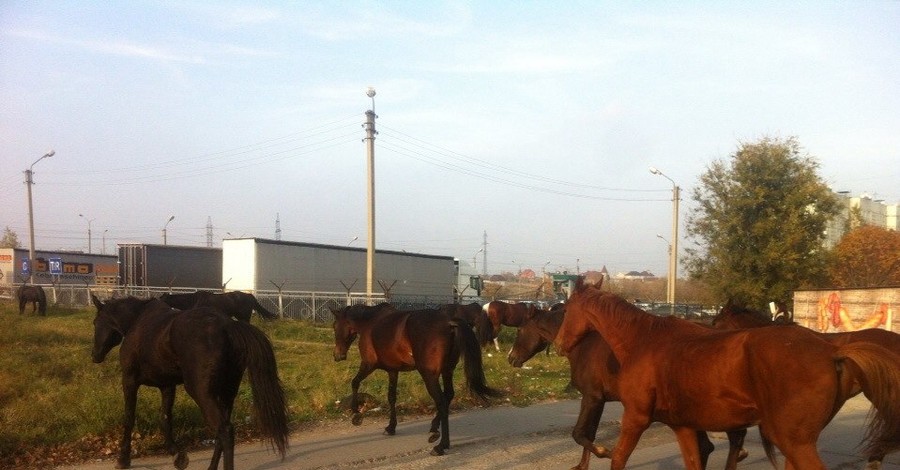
[[17, 285, 47, 315], [91, 295, 289, 470], [159, 290, 278, 322]]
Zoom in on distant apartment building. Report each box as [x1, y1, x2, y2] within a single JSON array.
[[823, 191, 899, 249]]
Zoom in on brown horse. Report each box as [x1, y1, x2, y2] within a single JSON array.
[[483, 300, 541, 350], [160, 290, 278, 322], [508, 305, 747, 470], [556, 278, 900, 470], [331, 303, 502, 455], [439, 302, 494, 349], [17, 284, 47, 315], [712, 301, 900, 468], [91, 295, 289, 470]]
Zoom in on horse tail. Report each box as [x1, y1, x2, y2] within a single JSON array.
[[251, 295, 279, 320], [226, 322, 290, 458], [453, 320, 504, 401], [834, 342, 900, 460], [475, 311, 495, 347]]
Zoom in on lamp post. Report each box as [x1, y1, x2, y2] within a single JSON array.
[[79, 214, 95, 254], [650, 167, 680, 315], [473, 248, 483, 271], [162, 215, 175, 245], [25, 150, 55, 283], [102, 229, 109, 255]]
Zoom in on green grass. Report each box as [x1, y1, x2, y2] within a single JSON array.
[[0, 302, 576, 469]]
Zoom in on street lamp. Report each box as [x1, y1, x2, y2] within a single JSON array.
[[79, 214, 95, 254], [102, 229, 109, 255], [473, 248, 484, 270], [25, 150, 55, 283], [650, 166, 680, 315], [162, 215, 175, 245]]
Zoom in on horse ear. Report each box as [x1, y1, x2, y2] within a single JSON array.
[[592, 277, 604, 290], [91, 294, 104, 311]]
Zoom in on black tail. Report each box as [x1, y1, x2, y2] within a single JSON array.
[[453, 321, 504, 402], [836, 342, 900, 459], [226, 322, 290, 458], [252, 296, 279, 320]]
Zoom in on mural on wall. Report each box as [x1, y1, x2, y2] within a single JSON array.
[[815, 291, 893, 332]]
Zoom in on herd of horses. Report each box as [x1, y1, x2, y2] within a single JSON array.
[[25, 278, 896, 469]]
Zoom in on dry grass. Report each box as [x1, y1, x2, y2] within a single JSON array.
[[0, 301, 575, 469]]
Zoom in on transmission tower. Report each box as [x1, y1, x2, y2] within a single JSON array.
[[206, 216, 213, 247], [275, 213, 282, 241]]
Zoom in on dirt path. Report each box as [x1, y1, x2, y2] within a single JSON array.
[[66, 395, 899, 470]]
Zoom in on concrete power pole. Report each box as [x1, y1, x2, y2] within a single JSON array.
[[482, 230, 488, 277], [364, 88, 377, 301], [206, 217, 213, 247]]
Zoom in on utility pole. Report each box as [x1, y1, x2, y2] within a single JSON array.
[[25, 150, 54, 283], [364, 87, 377, 301], [275, 213, 282, 241], [206, 216, 213, 247], [482, 230, 488, 277]]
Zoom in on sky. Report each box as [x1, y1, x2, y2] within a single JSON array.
[[1, 1, 898, 279]]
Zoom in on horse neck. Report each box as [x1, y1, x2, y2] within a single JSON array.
[[584, 298, 660, 364], [538, 310, 565, 343]]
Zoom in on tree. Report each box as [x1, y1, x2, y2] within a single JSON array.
[[829, 225, 900, 288], [683, 136, 841, 309], [1, 226, 20, 248]]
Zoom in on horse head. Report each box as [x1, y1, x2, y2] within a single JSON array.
[[331, 306, 358, 362], [508, 313, 549, 367], [90, 295, 125, 363]]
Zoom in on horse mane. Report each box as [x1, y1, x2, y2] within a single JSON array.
[[345, 303, 394, 321], [580, 287, 671, 334]]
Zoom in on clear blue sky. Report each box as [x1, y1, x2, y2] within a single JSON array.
[[2, 1, 898, 278]]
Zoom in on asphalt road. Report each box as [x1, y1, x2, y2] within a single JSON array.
[[66, 395, 899, 470]]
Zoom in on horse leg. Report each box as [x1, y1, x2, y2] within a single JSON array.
[[116, 378, 139, 469], [694, 431, 714, 469], [350, 364, 375, 426], [671, 425, 704, 470], [159, 386, 189, 469], [428, 365, 456, 444], [781, 443, 826, 470], [384, 370, 399, 435], [570, 395, 609, 470], [421, 373, 449, 455], [18, 298, 25, 314], [609, 413, 650, 470], [723, 429, 748, 470]]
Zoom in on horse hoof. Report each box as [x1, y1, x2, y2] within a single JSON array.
[[351, 414, 363, 426], [738, 449, 749, 462], [427, 432, 440, 443], [114, 459, 131, 469], [430, 446, 445, 456], [591, 445, 610, 458], [174, 451, 189, 470], [383, 428, 396, 436]]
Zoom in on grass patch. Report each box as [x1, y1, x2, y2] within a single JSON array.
[[0, 301, 577, 469]]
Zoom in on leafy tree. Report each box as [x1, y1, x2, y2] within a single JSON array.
[[684, 136, 841, 309], [829, 225, 900, 287], [1, 227, 20, 248]]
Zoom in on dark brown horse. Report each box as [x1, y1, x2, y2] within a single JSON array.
[[483, 300, 541, 350], [160, 290, 278, 322], [508, 305, 747, 470], [332, 303, 502, 455], [439, 302, 494, 348], [91, 295, 289, 470], [17, 285, 47, 315], [556, 278, 900, 470], [712, 301, 900, 468]]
